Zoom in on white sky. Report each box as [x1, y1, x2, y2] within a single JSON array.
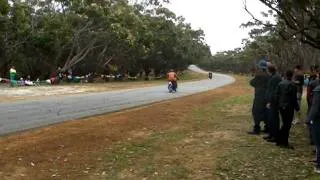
[[166, 0, 270, 54]]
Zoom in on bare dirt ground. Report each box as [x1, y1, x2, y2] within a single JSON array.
[[0, 76, 248, 179], [0, 82, 159, 103], [0, 71, 206, 103]]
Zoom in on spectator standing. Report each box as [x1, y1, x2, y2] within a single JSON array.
[[293, 65, 304, 124], [248, 60, 270, 135], [9, 66, 17, 87], [308, 84, 320, 173], [307, 68, 320, 145], [275, 70, 299, 149], [264, 65, 282, 142]]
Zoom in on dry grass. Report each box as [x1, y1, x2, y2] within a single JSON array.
[[215, 94, 317, 180]]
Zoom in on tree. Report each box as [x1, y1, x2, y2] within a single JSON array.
[[249, 0, 320, 49], [0, 0, 212, 79]]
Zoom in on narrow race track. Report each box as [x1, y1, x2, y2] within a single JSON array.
[[0, 66, 235, 135]]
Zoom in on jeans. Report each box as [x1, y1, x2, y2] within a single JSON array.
[[168, 81, 177, 92], [171, 80, 177, 91]]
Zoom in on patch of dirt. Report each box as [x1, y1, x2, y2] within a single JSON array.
[[0, 86, 85, 96], [0, 76, 249, 179], [0, 82, 160, 103], [0, 70, 208, 103], [209, 131, 235, 141], [128, 129, 152, 139], [222, 104, 251, 116], [119, 169, 136, 179]]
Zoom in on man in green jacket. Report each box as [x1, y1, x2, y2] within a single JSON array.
[[9, 66, 17, 87]]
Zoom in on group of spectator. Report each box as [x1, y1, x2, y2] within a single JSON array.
[[8, 66, 39, 86], [249, 59, 320, 173]]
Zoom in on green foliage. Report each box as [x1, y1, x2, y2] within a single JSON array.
[[258, 0, 320, 49], [0, 0, 10, 16], [0, 0, 211, 79], [200, 1, 320, 74]]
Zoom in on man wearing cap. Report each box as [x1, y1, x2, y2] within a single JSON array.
[[248, 60, 270, 135]]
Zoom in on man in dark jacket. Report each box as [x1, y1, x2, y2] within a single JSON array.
[[293, 65, 304, 124], [248, 60, 270, 135], [307, 71, 319, 145], [275, 70, 299, 148], [309, 85, 320, 173], [264, 65, 282, 142], [307, 70, 319, 113]]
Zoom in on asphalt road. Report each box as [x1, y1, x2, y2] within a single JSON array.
[[0, 66, 235, 135]]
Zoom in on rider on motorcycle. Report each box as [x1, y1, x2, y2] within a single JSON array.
[[167, 69, 178, 92]]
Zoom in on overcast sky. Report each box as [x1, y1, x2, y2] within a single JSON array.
[[166, 0, 270, 54]]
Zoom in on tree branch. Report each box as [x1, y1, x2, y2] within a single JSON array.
[[243, 0, 276, 28]]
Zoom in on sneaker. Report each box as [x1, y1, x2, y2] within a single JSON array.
[[315, 167, 320, 174], [247, 131, 260, 135]]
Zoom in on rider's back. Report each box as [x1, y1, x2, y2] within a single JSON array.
[[168, 72, 177, 81]]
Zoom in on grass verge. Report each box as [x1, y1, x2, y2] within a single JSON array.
[[2, 76, 316, 179], [96, 76, 318, 179], [215, 94, 317, 179]]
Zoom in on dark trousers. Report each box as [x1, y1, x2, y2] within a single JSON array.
[[312, 122, 320, 167], [277, 107, 294, 145], [268, 107, 280, 138], [309, 125, 315, 145], [307, 103, 315, 144], [171, 80, 177, 91], [252, 104, 268, 132]]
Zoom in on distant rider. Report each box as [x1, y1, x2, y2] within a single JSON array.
[[167, 69, 178, 92]]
